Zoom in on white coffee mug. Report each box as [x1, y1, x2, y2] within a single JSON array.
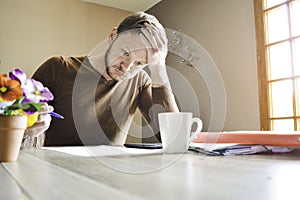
[[158, 112, 203, 153]]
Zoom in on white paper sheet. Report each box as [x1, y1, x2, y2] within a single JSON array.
[[189, 143, 294, 156], [42, 145, 164, 157]]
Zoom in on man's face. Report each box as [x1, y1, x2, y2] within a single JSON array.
[[105, 31, 148, 81]]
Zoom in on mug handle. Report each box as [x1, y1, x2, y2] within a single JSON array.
[[189, 118, 203, 144]]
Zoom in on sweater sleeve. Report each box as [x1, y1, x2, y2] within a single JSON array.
[[32, 56, 65, 100], [138, 78, 179, 141]]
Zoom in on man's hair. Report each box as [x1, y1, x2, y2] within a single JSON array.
[[117, 12, 164, 33]]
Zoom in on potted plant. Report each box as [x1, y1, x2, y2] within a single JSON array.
[[0, 69, 54, 162]]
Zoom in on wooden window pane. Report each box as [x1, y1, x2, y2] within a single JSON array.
[[269, 80, 294, 117], [294, 38, 300, 76], [265, 5, 289, 44], [267, 42, 292, 80], [264, 0, 287, 9], [271, 119, 294, 131], [290, 0, 300, 37]]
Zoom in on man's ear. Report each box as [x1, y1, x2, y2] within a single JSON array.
[[108, 27, 118, 42]]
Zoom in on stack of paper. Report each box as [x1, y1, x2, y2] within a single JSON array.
[[189, 131, 300, 156], [189, 143, 293, 156], [193, 131, 300, 146]]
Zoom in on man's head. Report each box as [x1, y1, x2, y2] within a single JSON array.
[[105, 12, 167, 81], [117, 12, 164, 34]]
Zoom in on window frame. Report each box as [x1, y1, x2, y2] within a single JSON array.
[[254, 0, 300, 131], [254, 0, 270, 130]]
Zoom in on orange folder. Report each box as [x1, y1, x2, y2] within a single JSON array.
[[193, 131, 300, 146]]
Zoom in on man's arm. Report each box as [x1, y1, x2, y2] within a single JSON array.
[[138, 81, 179, 142], [139, 24, 171, 88], [138, 24, 180, 141], [23, 57, 60, 146]]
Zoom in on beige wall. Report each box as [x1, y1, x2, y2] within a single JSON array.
[[148, 0, 260, 131], [0, 0, 130, 76], [0, 0, 260, 132]]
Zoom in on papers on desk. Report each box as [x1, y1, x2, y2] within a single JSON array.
[[189, 131, 300, 156], [42, 145, 163, 157], [189, 143, 294, 156], [193, 131, 300, 146]]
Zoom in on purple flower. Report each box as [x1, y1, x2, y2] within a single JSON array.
[[22, 79, 54, 103], [9, 69, 27, 86]]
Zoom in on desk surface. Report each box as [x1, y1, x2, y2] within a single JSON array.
[[1, 147, 300, 200]]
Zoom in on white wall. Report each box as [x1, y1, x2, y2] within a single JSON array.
[[0, 0, 261, 132], [0, 0, 130, 76], [0, 0, 144, 143], [148, 0, 260, 131]]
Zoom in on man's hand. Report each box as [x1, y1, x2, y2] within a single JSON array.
[[24, 104, 53, 138], [139, 25, 170, 87]]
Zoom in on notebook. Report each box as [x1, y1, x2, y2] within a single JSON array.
[[193, 131, 300, 146]]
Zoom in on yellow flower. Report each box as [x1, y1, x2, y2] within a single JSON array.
[[14, 109, 39, 127]]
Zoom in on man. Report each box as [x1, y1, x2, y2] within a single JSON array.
[[24, 12, 179, 146]]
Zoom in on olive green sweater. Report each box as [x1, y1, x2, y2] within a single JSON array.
[[33, 56, 178, 146]]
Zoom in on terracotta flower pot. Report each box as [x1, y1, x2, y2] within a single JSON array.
[[0, 115, 28, 162]]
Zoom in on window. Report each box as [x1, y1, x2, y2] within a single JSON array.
[[254, 0, 300, 130]]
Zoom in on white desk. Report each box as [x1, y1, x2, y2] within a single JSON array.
[[1, 147, 300, 200]]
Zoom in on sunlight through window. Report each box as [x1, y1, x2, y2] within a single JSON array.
[[291, 1, 300, 36], [295, 79, 300, 115], [294, 38, 300, 75], [264, 0, 287, 9], [272, 119, 294, 131], [269, 80, 293, 118], [265, 5, 289, 44], [267, 42, 292, 80], [256, 0, 300, 131]]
